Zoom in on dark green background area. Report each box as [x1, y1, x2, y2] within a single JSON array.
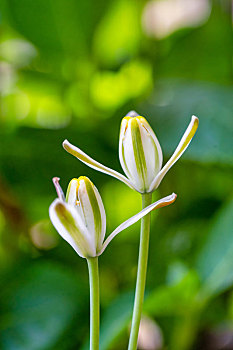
[[0, 0, 232, 349]]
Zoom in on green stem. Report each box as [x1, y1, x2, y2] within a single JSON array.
[[87, 257, 100, 350], [128, 192, 152, 350]]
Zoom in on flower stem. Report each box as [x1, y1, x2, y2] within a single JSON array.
[[128, 192, 152, 350], [87, 257, 99, 350]]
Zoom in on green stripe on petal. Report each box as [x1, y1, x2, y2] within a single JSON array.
[[66, 178, 79, 205], [119, 117, 134, 183], [119, 115, 163, 193], [49, 199, 95, 258], [85, 179, 101, 240], [63, 140, 135, 190], [131, 118, 147, 190], [139, 117, 163, 171], [149, 115, 199, 191], [77, 177, 104, 251], [94, 185, 106, 250], [121, 139, 132, 180], [139, 121, 161, 189]]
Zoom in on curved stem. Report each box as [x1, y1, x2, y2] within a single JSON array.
[[128, 193, 152, 350], [87, 257, 99, 350]]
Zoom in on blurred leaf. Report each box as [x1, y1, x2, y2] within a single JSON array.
[[90, 60, 152, 111], [143, 80, 233, 165], [1, 0, 108, 55], [81, 292, 133, 350], [228, 291, 233, 320], [196, 198, 233, 298], [145, 268, 201, 350], [99, 292, 133, 350], [145, 269, 200, 316], [0, 261, 85, 350], [93, 0, 141, 66], [102, 180, 141, 240], [1, 88, 71, 129]]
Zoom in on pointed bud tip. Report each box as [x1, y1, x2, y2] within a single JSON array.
[[191, 115, 199, 126], [189, 116, 199, 137], [171, 193, 177, 201], [77, 175, 91, 183], [62, 139, 69, 149], [126, 110, 140, 118], [76, 176, 94, 191], [69, 177, 79, 184]]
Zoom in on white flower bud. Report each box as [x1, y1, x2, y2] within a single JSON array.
[[62, 112, 198, 194], [119, 113, 163, 192], [50, 176, 105, 258], [49, 177, 177, 258]]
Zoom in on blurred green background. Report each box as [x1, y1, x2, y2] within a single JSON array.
[[0, 0, 233, 349]]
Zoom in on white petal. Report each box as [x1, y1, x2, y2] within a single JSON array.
[[77, 177, 106, 250], [121, 119, 144, 191], [119, 113, 141, 180], [149, 116, 199, 192], [139, 117, 163, 171], [98, 193, 177, 255], [66, 178, 79, 205], [93, 185, 106, 250], [119, 116, 163, 193], [138, 119, 162, 187], [63, 140, 135, 190], [119, 118, 130, 178], [49, 199, 96, 258]]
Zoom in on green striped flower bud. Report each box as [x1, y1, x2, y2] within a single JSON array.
[[49, 176, 105, 258], [66, 176, 106, 253], [62, 111, 198, 194], [49, 177, 177, 258], [119, 112, 162, 193]]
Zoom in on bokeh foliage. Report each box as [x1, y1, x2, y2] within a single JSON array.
[[0, 0, 232, 349]]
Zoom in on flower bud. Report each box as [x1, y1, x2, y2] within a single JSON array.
[[50, 176, 106, 258], [68, 176, 106, 252], [119, 113, 163, 193], [49, 177, 177, 258], [63, 112, 198, 194]]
